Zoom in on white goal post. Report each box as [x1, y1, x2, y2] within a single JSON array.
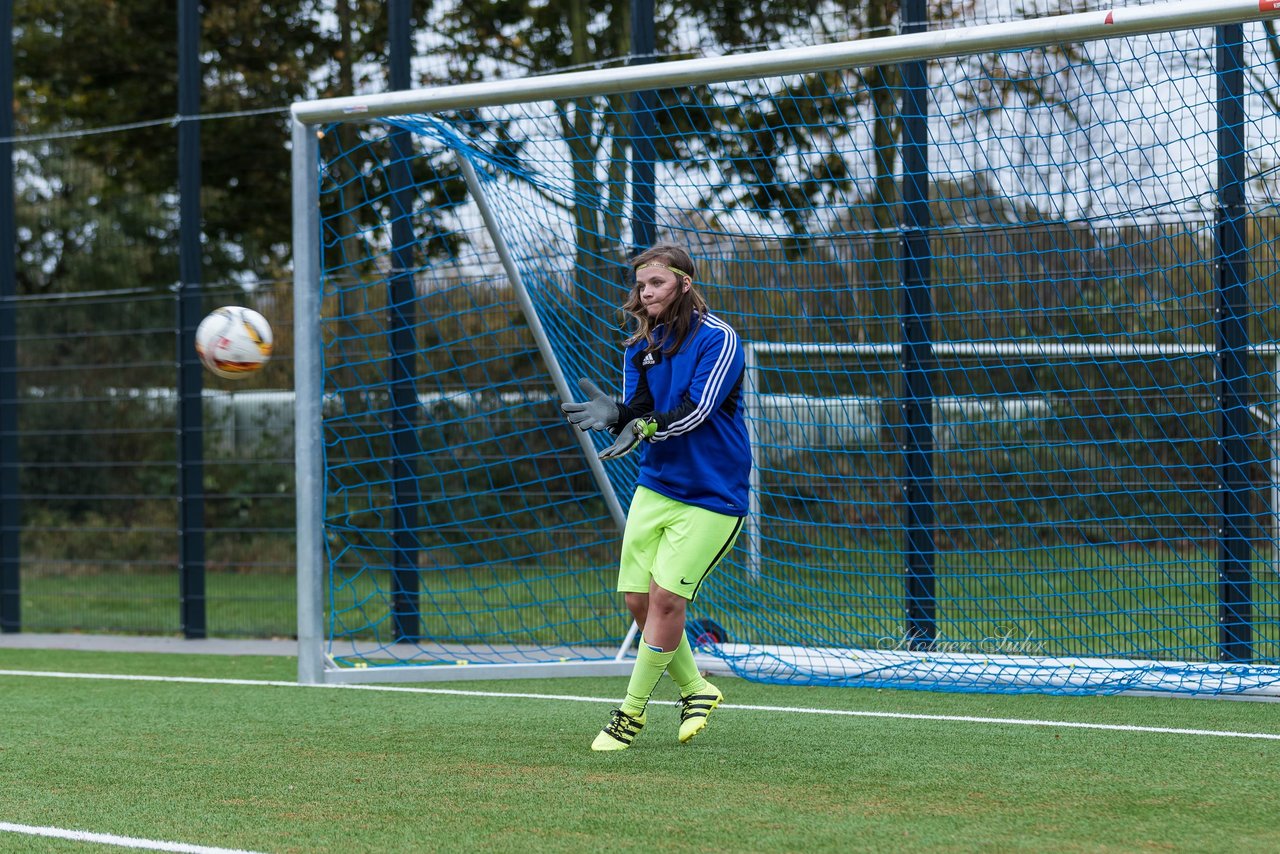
[[291, 0, 1280, 693], [292, 1, 1279, 124]]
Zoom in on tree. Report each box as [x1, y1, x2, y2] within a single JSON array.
[[426, 2, 948, 332], [12, 0, 427, 296]]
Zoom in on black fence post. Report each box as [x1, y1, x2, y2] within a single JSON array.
[[630, 0, 657, 253], [1215, 23, 1253, 662], [388, 0, 422, 643], [900, 0, 936, 650], [177, 0, 207, 639], [0, 0, 19, 633]]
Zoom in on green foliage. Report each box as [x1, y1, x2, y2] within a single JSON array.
[[13, 143, 179, 300], [13, 0, 433, 291], [18, 396, 176, 519]]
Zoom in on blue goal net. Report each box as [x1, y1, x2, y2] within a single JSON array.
[[295, 4, 1280, 695]]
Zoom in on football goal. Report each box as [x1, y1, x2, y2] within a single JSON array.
[[290, 0, 1280, 695]]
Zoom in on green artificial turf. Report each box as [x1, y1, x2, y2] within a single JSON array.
[[1, 648, 1277, 853]]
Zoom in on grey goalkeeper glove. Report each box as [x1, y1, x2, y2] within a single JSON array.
[[561, 378, 619, 432], [599, 417, 658, 461]]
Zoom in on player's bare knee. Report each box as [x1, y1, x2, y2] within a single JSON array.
[[649, 588, 687, 620], [624, 592, 649, 627]]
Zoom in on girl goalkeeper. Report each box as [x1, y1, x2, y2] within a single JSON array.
[[561, 243, 751, 751]]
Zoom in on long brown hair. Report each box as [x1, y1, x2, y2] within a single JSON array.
[[621, 243, 708, 355]]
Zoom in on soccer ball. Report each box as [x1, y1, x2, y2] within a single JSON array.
[[195, 306, 274, 379]]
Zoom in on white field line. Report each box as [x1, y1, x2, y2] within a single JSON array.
[[4, 668, 1280, 742], [0, 822, 265, 853]]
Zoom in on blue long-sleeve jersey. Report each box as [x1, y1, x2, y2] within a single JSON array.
[[613, 313, 751, 517]]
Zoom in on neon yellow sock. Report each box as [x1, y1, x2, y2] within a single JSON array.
[[621, 641, 676, 717], [665, 633, 708, 697]]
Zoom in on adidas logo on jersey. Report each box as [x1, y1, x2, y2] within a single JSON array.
[[642, 353, 656, 366]]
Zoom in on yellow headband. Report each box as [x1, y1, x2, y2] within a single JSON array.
[[636, 262, 691, 280]]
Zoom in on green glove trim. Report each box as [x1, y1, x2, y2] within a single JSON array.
[[599, 417, 657, 461]]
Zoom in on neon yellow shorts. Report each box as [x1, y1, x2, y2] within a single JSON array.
[[617, 486, 745, 601]]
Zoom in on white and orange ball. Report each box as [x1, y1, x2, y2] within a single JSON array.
[[195, 306, 274, 379]]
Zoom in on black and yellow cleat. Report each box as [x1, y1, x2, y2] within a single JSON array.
[[591, 708, 647, 751], [677, 684, 723, 743]]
